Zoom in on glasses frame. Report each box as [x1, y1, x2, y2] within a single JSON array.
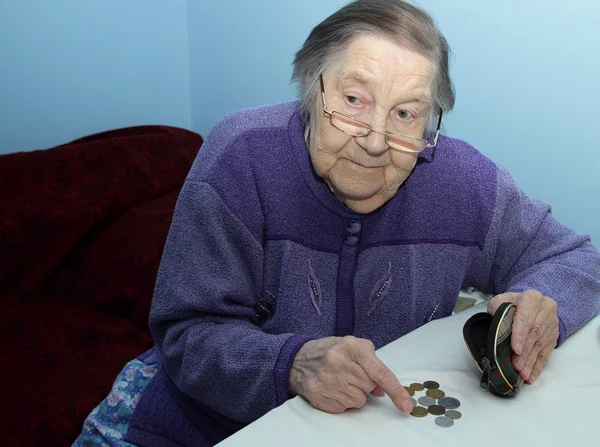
[[319, 74, 443, 154]]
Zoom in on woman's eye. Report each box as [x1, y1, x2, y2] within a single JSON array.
[[397, 109, 413, 119], [346, 96, 361, 105]]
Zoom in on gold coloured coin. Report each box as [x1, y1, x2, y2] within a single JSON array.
[[410, 406, 428, 418], [427, 404, 446, 416], [445, 410, 462, 420], [410, 383, 425, 391], [423, 380, 440, 389], [404, 386, 415, 396], [426, 389, 445, 399]]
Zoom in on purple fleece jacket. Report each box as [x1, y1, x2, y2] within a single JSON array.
[[125, 101, 600, 446]]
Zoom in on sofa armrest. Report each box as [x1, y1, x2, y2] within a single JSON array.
[[0, 126, 202, 307]]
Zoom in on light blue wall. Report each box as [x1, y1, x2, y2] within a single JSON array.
[[188, 0, 600, 242], [412, 0, 600, 243], [2, 1, 598, 241], [0, 0, 191, 153], [188, 0, 346, 139]]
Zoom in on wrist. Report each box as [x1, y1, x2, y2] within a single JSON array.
[[288, 340, 313, 397]]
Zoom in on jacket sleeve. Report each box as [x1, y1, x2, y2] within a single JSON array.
[[149, 178, 312, 423], [474, 165, 600, 345]]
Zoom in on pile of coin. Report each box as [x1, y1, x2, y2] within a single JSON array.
[[403, 381, 462, 428]]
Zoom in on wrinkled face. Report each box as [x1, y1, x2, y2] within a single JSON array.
[[309, 34, 434, 213]]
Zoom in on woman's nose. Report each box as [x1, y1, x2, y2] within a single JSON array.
[[356, 129, 389, 156]]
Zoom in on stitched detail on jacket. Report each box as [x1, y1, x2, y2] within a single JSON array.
[[253, 290, 275, 326], [368, 262, 393, 316], [426, 297, 441, 323], [308, 260, 322, 316]]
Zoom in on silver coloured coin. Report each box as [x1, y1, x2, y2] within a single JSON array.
[[435, 416, 454, 428], [438, 397, 461, 409], [418, 396, 436, 406], [412, 398, 417, 406]]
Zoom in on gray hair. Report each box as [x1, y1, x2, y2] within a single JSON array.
[[291, 0, 455, 131]]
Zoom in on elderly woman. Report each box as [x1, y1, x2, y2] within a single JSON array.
[[74, 1, 600, 446]]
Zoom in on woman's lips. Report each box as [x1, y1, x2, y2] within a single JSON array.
[[346, 158, 383, 169]]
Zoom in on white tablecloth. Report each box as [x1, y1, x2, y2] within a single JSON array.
[[218, 304, 600, 446]]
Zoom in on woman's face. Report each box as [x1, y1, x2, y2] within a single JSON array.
[[309, 34, 433, 214]]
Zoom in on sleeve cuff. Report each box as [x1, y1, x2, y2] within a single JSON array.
[[273, 334, 314, 406], [555, 315, 568, 347]]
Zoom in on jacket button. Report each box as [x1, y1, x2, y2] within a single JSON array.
[[347, 221, 362, 234], [344, 235, 359, 247]]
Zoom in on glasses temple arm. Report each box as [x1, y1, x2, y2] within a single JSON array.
[[430, 108, 443, 146]]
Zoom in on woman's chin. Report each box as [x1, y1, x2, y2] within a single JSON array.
[[334, 182, 380, 201], [329, 169, 382, 196], [330, 183, 387, 213]]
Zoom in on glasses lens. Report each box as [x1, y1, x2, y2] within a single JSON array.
[[331, 112, 370, 136], [386, 133, 428, 153]]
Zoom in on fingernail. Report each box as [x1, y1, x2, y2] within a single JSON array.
[[514, 343, 523, 354], [400, 399, 413, 413]]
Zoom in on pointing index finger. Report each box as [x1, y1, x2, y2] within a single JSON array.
[[356, 352, 413, 413]]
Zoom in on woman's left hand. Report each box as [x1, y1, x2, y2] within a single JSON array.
[[487, 290, 559, 384]]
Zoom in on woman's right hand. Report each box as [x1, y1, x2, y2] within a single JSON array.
[[289, 336, 414, 414]]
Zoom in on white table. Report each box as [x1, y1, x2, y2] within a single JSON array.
[[218, 304, 600, 446]]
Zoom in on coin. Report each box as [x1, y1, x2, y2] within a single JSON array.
[[410, 383, 425, 391], [427, 405, 446, 416], [426, 389, 445, 399], [411, 398, 417, 406], [438, 397, 461, 409], [423, 380, 440, 389], [435, 416, 454, 428], [445, 410, 462, 420], [418, 396, 436, 406], [404, 386, 415, 396], [410, 406, 428, 418]]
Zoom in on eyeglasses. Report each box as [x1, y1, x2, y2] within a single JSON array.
[[320, 74, 442, 153]]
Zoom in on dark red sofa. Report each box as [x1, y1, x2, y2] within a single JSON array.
[[0, 126, 203, 446]]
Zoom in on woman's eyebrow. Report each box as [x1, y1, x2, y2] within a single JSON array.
[[339, 70, 375, 85], [396, 96, 432, 107], [339, 71, 432, 107]]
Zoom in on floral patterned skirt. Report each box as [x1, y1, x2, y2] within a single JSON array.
[[72, 352, 158, 447]]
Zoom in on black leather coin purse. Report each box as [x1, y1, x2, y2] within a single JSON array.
[[463, 302, 524, 397]]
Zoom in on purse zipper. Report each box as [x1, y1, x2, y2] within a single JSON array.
[[480, 356, 491, 390]]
